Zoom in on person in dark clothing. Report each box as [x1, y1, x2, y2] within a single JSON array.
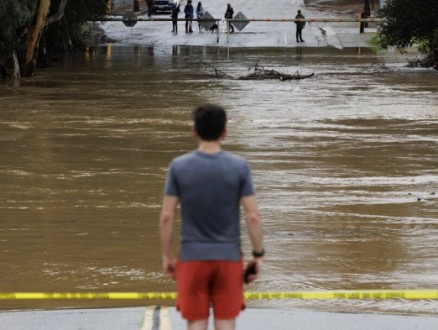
[[295, 9, 305, 42], [146, 0, 155, 18], [224, 3, 234, 33], [171, 3, 180, 33], [184, 0, 194, 33]]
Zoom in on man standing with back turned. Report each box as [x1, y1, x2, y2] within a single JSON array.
[[160, 103, 264, 330]]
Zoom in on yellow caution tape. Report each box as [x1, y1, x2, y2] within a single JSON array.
[[244, 290, 438, 300], [0, 290, 437, 300], [0, 292, 176, 300]]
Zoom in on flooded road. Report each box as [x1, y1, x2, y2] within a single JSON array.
[[0, 45, 437, 315]]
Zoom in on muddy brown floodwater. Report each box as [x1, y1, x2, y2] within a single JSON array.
[[0, 45, 437, 315]]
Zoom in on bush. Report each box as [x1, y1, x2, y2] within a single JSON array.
[[378, 0, 438, 68]]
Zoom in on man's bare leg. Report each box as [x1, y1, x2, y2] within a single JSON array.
[[214, 318, 236, 330], [188, 319, 208, 330]]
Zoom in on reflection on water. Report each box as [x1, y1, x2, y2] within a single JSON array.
[[0, 45, 437, 314]]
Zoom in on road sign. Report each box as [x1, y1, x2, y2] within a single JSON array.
[[231, 12, 250, 32], [199, 12, 216, 30], [122, 11, 138, 27]]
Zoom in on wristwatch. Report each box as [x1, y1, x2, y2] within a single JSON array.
[[252, 249, 265, 258]]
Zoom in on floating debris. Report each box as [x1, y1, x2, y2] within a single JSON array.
[[239, 64, 314, 81], [200, 62, 314, 81]]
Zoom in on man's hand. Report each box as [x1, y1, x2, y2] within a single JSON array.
[[244, 258, 263, 284], [162, 256, 177, 280]]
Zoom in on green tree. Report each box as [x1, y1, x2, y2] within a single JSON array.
[[378, 0, 438, 68], [0, 1, 33, 78], [43, 0, 108, 58], [0, 0, 107, 78]]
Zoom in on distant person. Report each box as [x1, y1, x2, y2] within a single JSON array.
[[159, 103, 264, 330], [171, 3, 180, 33], [295, 9, 305, 42], [225, 3, 234, 33], [146, 0, 155, 18], [196, 2, 205, 31], [184, 0, 194, 33]]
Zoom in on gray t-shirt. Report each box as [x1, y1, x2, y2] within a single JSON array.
[[165, 150, 255, 261]]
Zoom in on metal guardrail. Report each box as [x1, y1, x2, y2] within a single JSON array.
[[100, 16, 380, 23], [99, 14, 380, 42]]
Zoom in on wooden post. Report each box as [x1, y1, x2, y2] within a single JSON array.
[[107, 1, 112, 15], [217, 21, 220, 43]]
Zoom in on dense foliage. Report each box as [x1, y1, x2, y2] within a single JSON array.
[[378, 0, 438, 68], [0, 0, 108, 78], [45, 0, 108, 53], [0, 2, 33, 66]]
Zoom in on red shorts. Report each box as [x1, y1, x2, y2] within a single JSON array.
[[176, 259, 244, 320]]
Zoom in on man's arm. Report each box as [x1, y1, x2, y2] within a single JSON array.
[[241, 195, 263, 282], [159, 195, 179, 279]]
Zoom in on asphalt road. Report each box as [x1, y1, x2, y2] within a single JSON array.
[[1, 306, 438, 330]]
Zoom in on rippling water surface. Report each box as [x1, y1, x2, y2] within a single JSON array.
[[0, 45, 437, 314]]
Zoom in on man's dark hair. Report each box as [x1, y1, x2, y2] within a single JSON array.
[[192, 104, 227, 141]]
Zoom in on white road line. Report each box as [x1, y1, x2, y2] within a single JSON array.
[[160, 306, 172, 330], [141, 306, 155, 330]]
